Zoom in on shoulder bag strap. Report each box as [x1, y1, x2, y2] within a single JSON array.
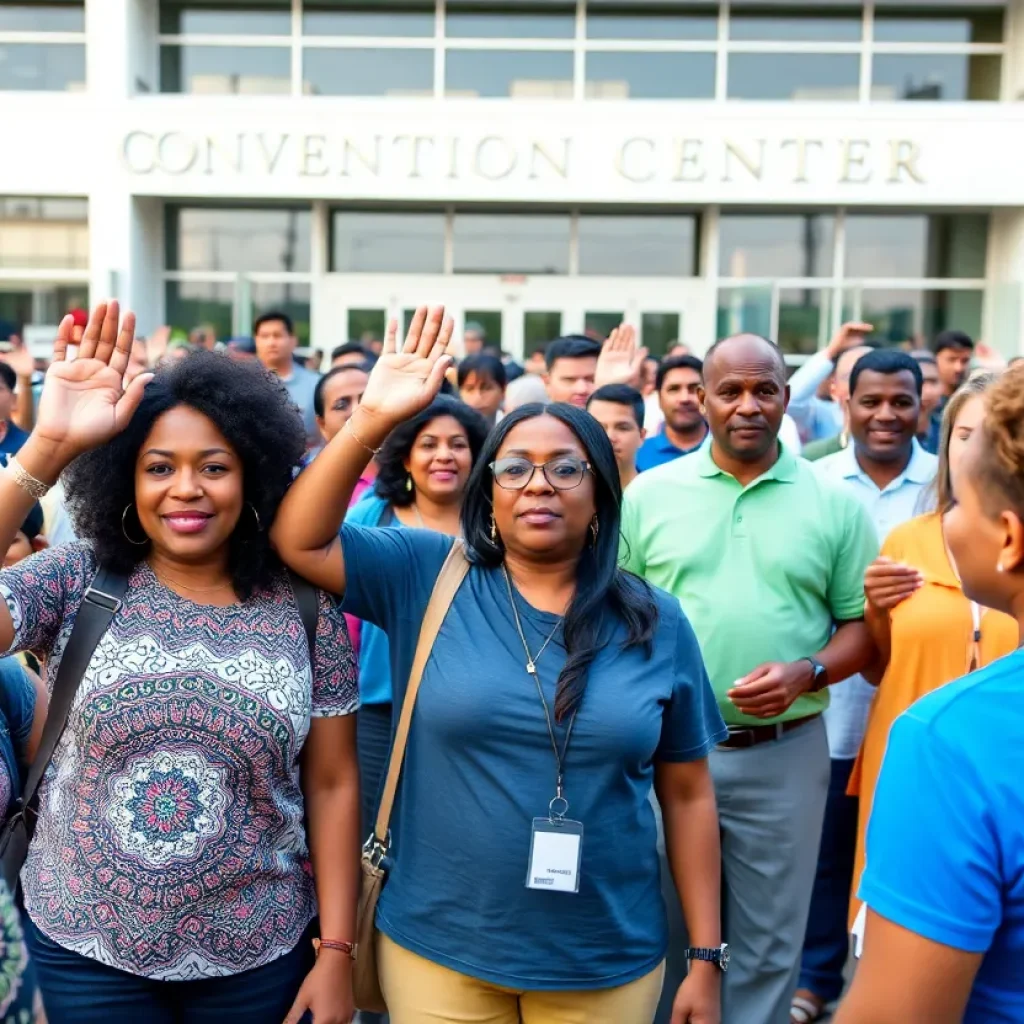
[[18, 564, 129, 817], [372, 539, 469, 844], [287, 569, 319, 665]]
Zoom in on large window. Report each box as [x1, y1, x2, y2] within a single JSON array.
[[0, 2, 85, 91], [164, 205, 313, 342], [718, 210, 988, 354], [0, 195, 88, 342], [156, 0, 1008, 100]]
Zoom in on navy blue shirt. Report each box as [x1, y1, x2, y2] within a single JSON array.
[[340, 525, 726, 990], [861, 649, 1024, 1022], [635, 430, 704, 473]]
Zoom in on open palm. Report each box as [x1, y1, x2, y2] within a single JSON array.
[[35, 302, 153, 459], [595, 324, 648, 389], [360, 306, 454, 424]]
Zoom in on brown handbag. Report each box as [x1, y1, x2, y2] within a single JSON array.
[[352, 540, 470, 1012]]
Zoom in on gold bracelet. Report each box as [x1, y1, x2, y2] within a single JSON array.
[[345, 419, 382, 456], [6, 456, 52, 500]]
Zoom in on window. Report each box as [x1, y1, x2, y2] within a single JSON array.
[[0, 3, 85, 92], [586, 52, 716, 99], [578, 215, 698, 276], [167, 207, 312, 274], [303, 47, 433, 96], [453, 213, 570, 274], [446, 3, 575, 38], [728, 53, 860, 101], [844, 214, 988, 279], [641, 313, 682, 357], [873, 9, 1004, 44], [719, 215, 835, 279], [778, 288, 832, 355], [855, 288, 983, 344], [302, 2, 435, 37], [445, 50, 574, 98], [586, 4, 718, 40], [729, 9, 862, 41], [870, 54, 1001, 101], [0, 197, 88, 270], [159, 2, 291, 34], [331, 211, 445, 273], [161, 45, 291, 94]]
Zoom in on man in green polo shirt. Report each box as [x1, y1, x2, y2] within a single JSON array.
[[621, 333, 877, 1024]]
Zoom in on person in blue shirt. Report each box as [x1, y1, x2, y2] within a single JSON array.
[[836, 361, 1024, 1024], [0, 364, 29, 470], [274, 307, 728, 1024], [636, 356, 708, 472]]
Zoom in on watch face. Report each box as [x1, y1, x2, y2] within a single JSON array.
[[720, 944, 731, 972]]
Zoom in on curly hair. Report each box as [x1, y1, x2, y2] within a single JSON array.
[[374, 396, 490, 507], [976, 363, 1024, 520], [63, 350, 306, 599]]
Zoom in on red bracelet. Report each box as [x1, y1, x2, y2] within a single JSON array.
[[315, 938, 356, 960]]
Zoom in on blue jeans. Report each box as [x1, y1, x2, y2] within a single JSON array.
[[798, 757, 858, 1003], [25, 916, 314, 1024]]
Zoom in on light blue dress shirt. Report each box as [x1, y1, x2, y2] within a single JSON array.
[[787, 351, 844, 443], [813, 440, 938, 759]]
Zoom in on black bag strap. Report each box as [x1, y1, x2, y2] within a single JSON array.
[[287, 570, 318, 668], [17, 564, 129, 822]]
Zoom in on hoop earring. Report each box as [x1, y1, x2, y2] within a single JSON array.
[[249, 503, 263, 532], [490, 514, 497, 543], [121, 505, 149, 546], [590, 516, 600, 545]]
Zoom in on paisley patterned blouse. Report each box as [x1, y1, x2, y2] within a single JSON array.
[[0, 543, 358, 981]]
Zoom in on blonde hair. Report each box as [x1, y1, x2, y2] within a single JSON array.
[[933, 369, 1003, 512], [976, 362, 1024, 520]]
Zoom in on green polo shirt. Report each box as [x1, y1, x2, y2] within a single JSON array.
[[620, 441, 878, 727]]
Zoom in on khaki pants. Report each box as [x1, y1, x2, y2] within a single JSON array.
[[378, 933, 665, 1024]]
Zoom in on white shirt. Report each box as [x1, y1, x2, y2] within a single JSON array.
[[813, 440, 939, 759], [787, 350, 844, 443]]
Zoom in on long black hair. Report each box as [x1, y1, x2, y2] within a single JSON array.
[[63, 350, 306, 599], [374, 395, 490, 507], [462, 402, 659, 721]]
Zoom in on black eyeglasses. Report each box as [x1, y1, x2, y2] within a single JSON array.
[[490, 456, 591, 491]]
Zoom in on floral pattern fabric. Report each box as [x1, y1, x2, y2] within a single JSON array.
[[0, 544, 358, 981]]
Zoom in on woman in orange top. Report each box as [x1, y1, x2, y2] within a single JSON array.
[[849, 370, 1017, 925]]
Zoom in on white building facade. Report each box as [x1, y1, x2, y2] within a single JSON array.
[[1, 0, 1023, 360]]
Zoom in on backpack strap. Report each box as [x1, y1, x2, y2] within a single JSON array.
[[287, 570, 319, 667], [18, 564, 128, 830]]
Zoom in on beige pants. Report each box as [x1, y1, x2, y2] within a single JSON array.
[[378, 933, 665, 1024]]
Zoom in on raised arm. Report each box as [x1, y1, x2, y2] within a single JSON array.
[[0, 303, 152, 653], [271, 306, 454, 596]]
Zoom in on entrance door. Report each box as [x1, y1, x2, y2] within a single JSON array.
[[317, 274, 710, 362]]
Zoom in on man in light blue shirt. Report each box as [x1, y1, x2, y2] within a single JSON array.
[[787, 322, 874, 443], [254, 310, 321, 445], [795, 348, 937, 1020]]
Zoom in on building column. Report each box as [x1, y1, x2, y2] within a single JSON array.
[[985, 210, 1024, 356], [85, 0, 162, 330]]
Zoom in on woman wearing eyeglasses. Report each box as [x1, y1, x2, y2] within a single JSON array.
[[272, 308, 728, 1024]]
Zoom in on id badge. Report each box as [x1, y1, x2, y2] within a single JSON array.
[[526, 817, 583, 894]]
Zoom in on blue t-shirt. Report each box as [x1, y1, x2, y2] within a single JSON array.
[[340, 524, 726, 990], [635, 430, 703, 473], [0, 657, 35, 809], [860, 648, 1024, 1023], [346, 494, 400, 707], [0, 421, 29, 468]]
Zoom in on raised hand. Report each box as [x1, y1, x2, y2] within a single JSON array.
[[0, 337, 35, 381], [825, 321, 874, 361], [33, 301, 154, 462], [595, 324, 648, 389], [359, 306, 454, 427]]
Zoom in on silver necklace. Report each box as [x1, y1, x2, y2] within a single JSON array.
[[501, 565, 563, 675]]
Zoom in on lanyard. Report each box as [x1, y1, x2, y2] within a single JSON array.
[[502, 566, 576, 820]]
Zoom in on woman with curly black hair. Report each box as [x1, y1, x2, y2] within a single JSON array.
[[0, 303, 359, 1024], [345, 395, 487, 868]]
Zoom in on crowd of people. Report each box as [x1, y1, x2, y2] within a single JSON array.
[[0, 300, 1020, 1024]]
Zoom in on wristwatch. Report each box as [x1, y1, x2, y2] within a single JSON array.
[[684, 944, 730, 973], [803, 656, 829, 692]]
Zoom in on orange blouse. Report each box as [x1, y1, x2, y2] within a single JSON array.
[[848, 512, 1018, 926]]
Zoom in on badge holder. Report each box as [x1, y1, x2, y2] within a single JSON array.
[[526, 796, 584, 894]]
